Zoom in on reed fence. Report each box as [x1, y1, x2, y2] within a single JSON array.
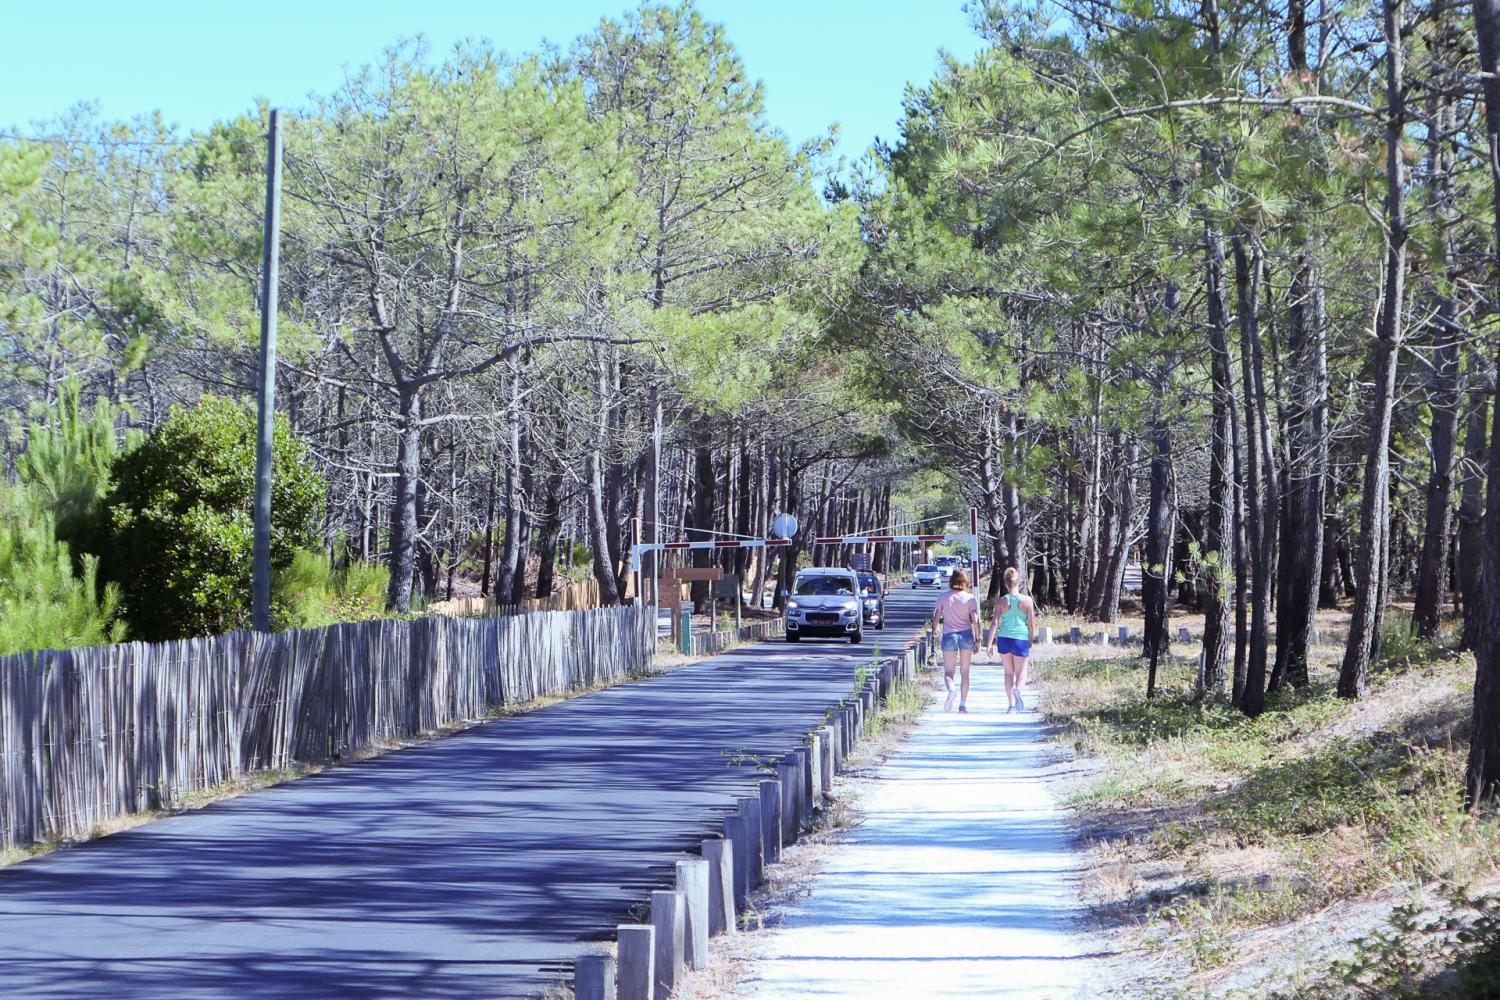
[[0, 604, 653, 848]]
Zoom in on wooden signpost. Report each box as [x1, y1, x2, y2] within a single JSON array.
[[659, 567, 725, 643]]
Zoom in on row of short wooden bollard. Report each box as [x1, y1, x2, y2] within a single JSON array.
[[573, 635, 928, 999]]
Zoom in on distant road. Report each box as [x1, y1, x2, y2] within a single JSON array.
[[0, 591, 934, 998]]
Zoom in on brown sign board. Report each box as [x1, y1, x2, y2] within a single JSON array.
[[662, 567, 725, 583]]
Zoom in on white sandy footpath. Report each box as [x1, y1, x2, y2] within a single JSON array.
[[736, 663, 1097, 999]]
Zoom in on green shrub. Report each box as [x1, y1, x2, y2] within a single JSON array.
[[1266, 888, 1500, 999], [103, 397, 326, 640], [15, 379, 137, 561], [0, 485, 124, 654], [272, 548, 389, 629]]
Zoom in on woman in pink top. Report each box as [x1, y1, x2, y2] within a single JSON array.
[[933, 569, 981, 712]]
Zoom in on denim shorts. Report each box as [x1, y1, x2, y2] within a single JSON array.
[[941, 631, 975, 652], [994, 636, 1031, 658]]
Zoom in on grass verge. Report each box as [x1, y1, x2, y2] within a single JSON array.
[[1039, 610, 1500, 998]]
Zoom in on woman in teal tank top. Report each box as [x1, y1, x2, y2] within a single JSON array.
[[985, 567, 1036, 712]]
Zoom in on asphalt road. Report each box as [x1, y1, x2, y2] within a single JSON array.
[[0, 588, 937, 999]]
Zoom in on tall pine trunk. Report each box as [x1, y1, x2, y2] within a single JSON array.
[[1413, 87, 1462, 640], [534, 468, 564, 600], [1465, 0, 1500, 803], [1201, 231, 1235, 695], [1459, 383, 1489, 650], [1233, 236, 1277, 716], [1270, 255, 1327, 690], [588, 364, 622, 607], [690, 442, 716, 606], [386, 386, 422, 613], [1339, 0, 1408, 699], [1143, 282, 1179, 670]]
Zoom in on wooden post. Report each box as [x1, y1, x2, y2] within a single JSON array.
[[818, 726, 835, 798], [736, 794, 763, 887], [676, 858, 710, 969], [759, 778, 782, 864], [701, 839, 735, 936], [723, 814, 750, 911], [776, 760, 798, 844], [799, 744, 816, 815], [617, 925, 654, 1000], [650, 891, 685, 1000], [575, 954, 617, 1000]]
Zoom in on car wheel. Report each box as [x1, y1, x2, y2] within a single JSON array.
[[876, 621, 885, 630], [849, 630, 863, 645], [786, 632, 800, 643]]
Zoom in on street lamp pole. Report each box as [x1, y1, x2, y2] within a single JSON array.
[[251, 108, 283, 632]]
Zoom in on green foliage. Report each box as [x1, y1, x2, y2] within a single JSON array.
[[103, 397, 326, 640], [0, 484, 124, 655], [271, 548, 390, 630], [1265, 888, 1500, 1000], [15, 379, 137, 558]]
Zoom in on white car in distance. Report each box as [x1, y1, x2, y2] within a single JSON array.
[[912, 563, 943, 589], [932, 555, 962, 580]]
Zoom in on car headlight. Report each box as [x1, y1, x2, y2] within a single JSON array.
[[864, 598, 878, 608], [786, 600, 798, 610]]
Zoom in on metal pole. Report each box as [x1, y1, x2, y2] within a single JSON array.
[[251, 108, 283, 632], [652, 399, 662, 612]]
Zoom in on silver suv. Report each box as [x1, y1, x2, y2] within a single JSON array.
[[785, 568, 863, 644]]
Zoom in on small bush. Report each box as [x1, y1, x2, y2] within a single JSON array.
[[14, 379, 136, 561], [0, 485, 124, 654], [103, 398, 326, 640], [272, 548, 389, 629], [1266, 888, 1500, 999]]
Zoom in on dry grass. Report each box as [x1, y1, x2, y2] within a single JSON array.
[[1040, 607, 1500, 998]]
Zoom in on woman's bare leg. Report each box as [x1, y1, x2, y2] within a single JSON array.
[[943, 646, 958, 710], [1002, 653, 1018, 708], [959, 648, 973, 706]]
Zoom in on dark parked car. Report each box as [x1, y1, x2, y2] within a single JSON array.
[[857, 571, 885, 630]]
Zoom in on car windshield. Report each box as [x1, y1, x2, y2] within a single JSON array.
[[795, 576, 855, 596], [858, 574, 879, 593], [915, 564, 936, 572], [935, 557, 957, 565]]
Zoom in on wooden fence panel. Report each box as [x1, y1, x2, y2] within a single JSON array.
[[0, 604, 651, 848]]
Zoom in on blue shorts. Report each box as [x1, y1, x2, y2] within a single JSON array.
[[941, 631, 975, 652], [994, 636, 1031, 658]]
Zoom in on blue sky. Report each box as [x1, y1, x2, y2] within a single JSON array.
[[2, 0, 983, 167]]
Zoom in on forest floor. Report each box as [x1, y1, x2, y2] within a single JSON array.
[[1045, 602, 1500, 999]]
